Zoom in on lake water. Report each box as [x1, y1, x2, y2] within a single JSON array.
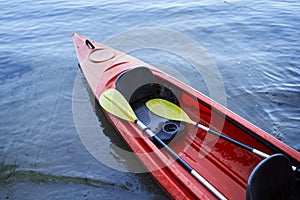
[[1, 0, 299, 199]]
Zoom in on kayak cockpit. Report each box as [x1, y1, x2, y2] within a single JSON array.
[[116, 66, 185, 144], [115, 66, 300, 199]]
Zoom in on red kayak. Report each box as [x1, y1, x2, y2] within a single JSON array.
[[72, 32, 300, 200]]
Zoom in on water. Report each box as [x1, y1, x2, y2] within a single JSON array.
[[0, 0, 299, 199]]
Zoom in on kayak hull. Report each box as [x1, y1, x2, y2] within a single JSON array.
[[72, 32, 300, 200]]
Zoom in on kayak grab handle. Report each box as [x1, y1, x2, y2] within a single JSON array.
[[85, 40, 95, 49]]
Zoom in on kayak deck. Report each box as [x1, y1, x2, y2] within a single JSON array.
[[72, 32, 300, 200]]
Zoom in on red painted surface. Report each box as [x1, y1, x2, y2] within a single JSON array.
[[72, 33, 300, 200]]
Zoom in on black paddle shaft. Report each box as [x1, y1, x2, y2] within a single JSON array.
[[152, 135, 193, 172], [208, 129, 253, 152]]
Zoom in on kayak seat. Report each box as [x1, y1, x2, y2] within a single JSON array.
[[246, 154, 294, 200], [116, 66, 183, 143], [116, 66, 155, 101], [116, 66, 178, 106]]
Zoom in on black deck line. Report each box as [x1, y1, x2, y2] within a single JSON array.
[[194, 94, 280, 154], [194, 94, 300, 166]]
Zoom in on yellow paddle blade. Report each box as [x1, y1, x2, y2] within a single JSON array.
[[99, 88, 137, 122], [146, 99, 192, 123]]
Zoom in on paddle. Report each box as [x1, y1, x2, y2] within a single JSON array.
[[99, 88, 227, 200], [146, 99, 270, 158]]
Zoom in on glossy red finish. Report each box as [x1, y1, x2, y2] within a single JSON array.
[[72, 33, 300, 200]]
